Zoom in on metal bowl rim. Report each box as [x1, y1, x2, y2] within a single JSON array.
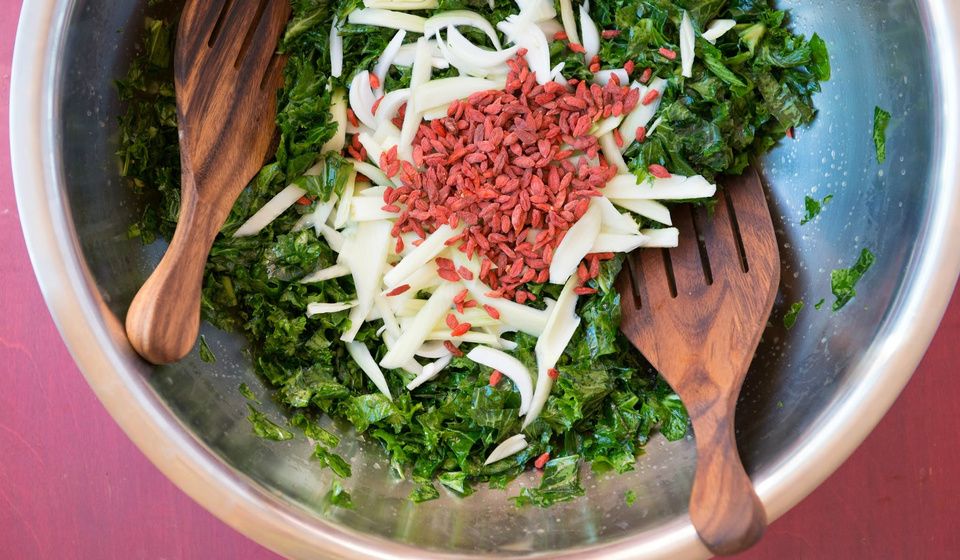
[[10, 1, 960, 558]]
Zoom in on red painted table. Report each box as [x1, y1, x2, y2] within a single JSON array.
[[1, 4, 958, 559]]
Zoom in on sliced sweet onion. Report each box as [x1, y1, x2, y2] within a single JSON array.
[[330, 18, 343, 78], [618, 77, 668, 153], [609, 198, 673, 226], [347, 8, 427, 33], [641, 227, 680, 247], [332, 170, 357, 229], [307, 301, 357, 316], [593, 69, 628, 86], [498, 17, 551, 84], [318, 224, 345, 252], [524, 275, 580, 428], [372, 30, 407, 97], [599, 132, 628, 173], [375, 88, 411, 127], [415, 340, 452, 359], [414, 77, 504, 112], [301, 264, 351, 284], [406, 354, 453, 390], [467, 346, 534, 415], [483, 434, 528, 465], [647, 116, 664, 136], [579, 2, 600, 63], [605, 174, 717, 200], [536, 18, 564, 37], [558, 0, 579, 45], [549, 201, 602, 284], [381, 282, 460, 369], [590, 233, 648, 253], [702, 19, 736, 44], [348, 197, 398, 222], [364, 0, 439, 9], [424, 10, 502, 50], [375, 294, 402, 341], [425, 330, 501, 345], [384, 225, 459, 287], [393, 41, 450, 69], [594, 196, 640, 235], [399, 37, 434, 161], [234, 184, 305, 237], [356, 131, 384, 165], [340, 220, 393, 342], [348, 158, 392, 186], [349, 71, 378, 129], [446, 26, 519, 70], [680, 11, 695, 78], [320, 89, 348, 154], [463, 280, 550, 336], [292, 193, 336, 234], [345, 341, 393, 399], [550, 62, 567, 86], [591, 114, 625, 137], [516, 0, 557, 22]]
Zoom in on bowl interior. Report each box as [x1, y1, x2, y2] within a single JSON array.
[[53, 0, 936, 556]]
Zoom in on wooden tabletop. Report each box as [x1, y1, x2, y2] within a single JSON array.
[[1, 4, 958, 558]]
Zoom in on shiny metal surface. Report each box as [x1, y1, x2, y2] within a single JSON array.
[[10, 1, 960, 558]]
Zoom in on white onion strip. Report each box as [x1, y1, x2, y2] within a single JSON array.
[[483, 434, 528, 465], [347, 8, 427, 33], [234, 184, 305, 237], [589, 233, 648, 253], [599, 132, 628, 173], [549, 200, 602, 283], [349, 71, 378, 129], [579, 2, 600, 63], [406, 354, 453, 390], [373, 30, 407, 97], [301, 264, 351, 284], [424, 10, 502, 50], [640, 227, 680, 247], [380, 283, 460, 369], [466, 346, 534, 416], [680, 11, 695, 78], [345, 341, 393, 399], [524, 275, 580, 428], [702, 19, 736, 44], [609, 198, 673, 225], [605, 174, 717, 200], [307, 301, 357, 316], [364, 0, 439, 9], [330, 17, 343, 78], [619, 77, 668, 153], [384, 225, 459, 287], [558, 0, 579, 45]]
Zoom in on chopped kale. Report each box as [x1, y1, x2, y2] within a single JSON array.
[[784, 301, 804, 329], [831, 249, 876, 311], [625, 489, 637, 507], [410, 482, 441, 503], [324, 480, 354, 510], [873, 107, 891, 164], [313, 444, 353, 478], [800, 194, 833, 225], [513, 455, 585, 507], [814, 298, 826, 310], [238, 383, 259, 403], [198, 335, 216, 363], [247, 405, 295, 441]]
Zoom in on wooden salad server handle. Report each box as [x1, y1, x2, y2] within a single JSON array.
[[125, 0, 290, 364]]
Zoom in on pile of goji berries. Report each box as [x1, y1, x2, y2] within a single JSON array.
[[381, 52, 639, 302]]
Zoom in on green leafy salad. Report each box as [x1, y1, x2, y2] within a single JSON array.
[[119, 0, 828, 506]]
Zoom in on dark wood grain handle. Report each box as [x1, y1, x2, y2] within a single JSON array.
[[125, 171, 222, 364], [688, 386, 767, 556]]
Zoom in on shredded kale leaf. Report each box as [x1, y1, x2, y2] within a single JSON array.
[[238, 383, 260, 403], [800, 194, 833, 225], [198, 335, 217, 363], [324, 479, 354, 510], [831, 249, 876, 311], [313, 444, 353, 478], [512, 455, 585, 507], [873, 106, 891, 164], [247, 405, 295, 441], [783, 301, 803, 329], [814, 298, 826, 311], [625, 489, 637, 506]]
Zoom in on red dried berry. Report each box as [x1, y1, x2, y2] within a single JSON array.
[[451, 322, 471, 337], [489, 370, 503, 386], [483, 304, 501, 319], [386, 284, 411, 297], [444, 341, 464, 357], [547, 368, 560, 380], [648, 164, 671, 179], [658, 47, 677, 60], [534, 452, 550, 469]]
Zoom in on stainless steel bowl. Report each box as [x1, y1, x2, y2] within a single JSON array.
[[11, 1, 960, 558]]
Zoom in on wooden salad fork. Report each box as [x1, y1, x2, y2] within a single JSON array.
[[126, 0, 290, 364], [617, 167, 778, 555]]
